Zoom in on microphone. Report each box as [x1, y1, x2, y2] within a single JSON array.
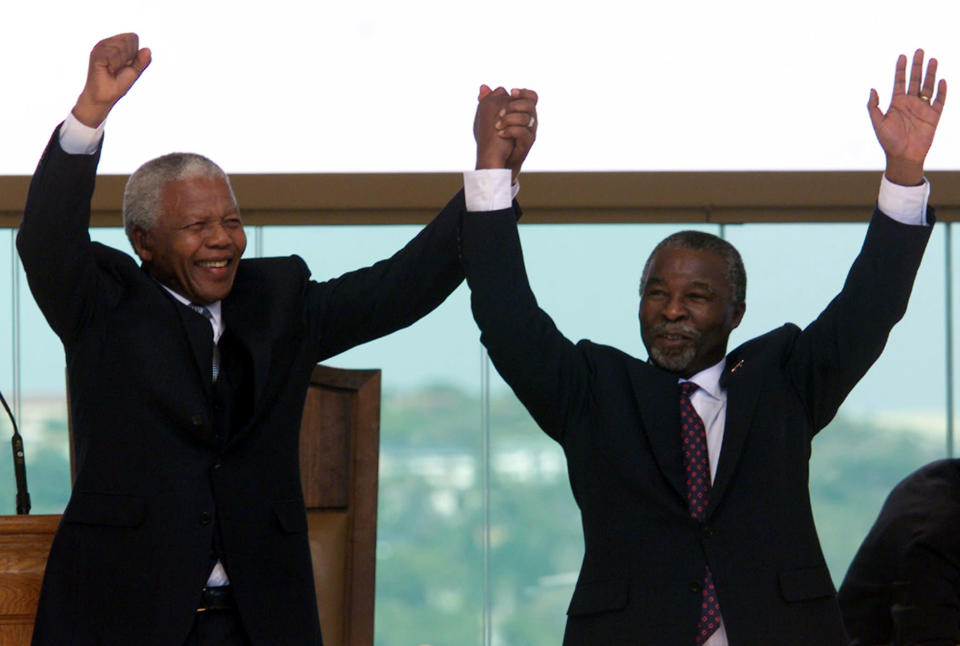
[[0, 389, 30, 514]]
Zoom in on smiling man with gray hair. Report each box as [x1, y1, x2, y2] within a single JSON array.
[[18, 33, 537, 646]]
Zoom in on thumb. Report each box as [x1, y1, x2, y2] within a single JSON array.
[[134, 48, 152, 75], [867, 88, 884, 133], [116, 48, 152, 92]]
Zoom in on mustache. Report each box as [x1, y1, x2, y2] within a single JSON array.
[[649, 322, 702, 339]]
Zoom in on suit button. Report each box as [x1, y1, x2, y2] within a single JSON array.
[[212, 462, 222, 471], [200, 512, 212, 526], [702, 526, 714, 538], [690, 581, 702, 594], [191, 415, 203, 427]]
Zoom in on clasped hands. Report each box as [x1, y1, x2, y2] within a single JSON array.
[[474, 85, 539, 183]]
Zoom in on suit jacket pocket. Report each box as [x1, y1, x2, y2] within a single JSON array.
[[273, 498, 308, 534], [64, 491, 146, 527], [567, 578, 630, 616], [778, 565, 836, 602]]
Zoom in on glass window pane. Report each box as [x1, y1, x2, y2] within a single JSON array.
[[261, 224, 484, 646], [0, 231, 14, 513]]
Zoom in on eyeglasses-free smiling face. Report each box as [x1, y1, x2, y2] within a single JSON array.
[[640, 246, 745, 378], [132, 175, 246, 305]]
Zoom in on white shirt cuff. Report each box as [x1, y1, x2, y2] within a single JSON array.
[[878, 175, 929, 226], [58, 112, 105, 155], [463, 169, 515, 212]]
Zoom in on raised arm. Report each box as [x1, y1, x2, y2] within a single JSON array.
[[789, 50, 942, 430], [17, 34, 151, 344], [462, 88, 594, 441]]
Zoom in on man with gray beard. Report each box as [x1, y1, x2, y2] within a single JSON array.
[[465, 49, 945, 645]]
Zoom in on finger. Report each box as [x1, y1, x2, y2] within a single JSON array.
[[496, 113, 537, 129], [892, 54, 908, 97], [133, 48, 152, 75], [907, 49, 924, 97], [97, 33, 140, 68], [921, 57, 938, 101], [510, 88, 539, 103], [932, 78, 948, 113], [498, 125, 536, 140], [478, 84, 492, 100], [115, 49, 151, 89], [505, 98, 537, 114], [867, 88, 884, 132]]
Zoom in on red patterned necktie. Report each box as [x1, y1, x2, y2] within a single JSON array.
[[679, 381, 721, 645]]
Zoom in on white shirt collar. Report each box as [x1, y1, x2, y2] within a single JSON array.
[[680, 357, 727, 399], [159, 284, 223, 341]]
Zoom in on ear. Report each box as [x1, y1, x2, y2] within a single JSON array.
[[730, 302, 746, 330], [131, 226, 153, 263]]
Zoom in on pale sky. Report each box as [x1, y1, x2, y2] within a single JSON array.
[[2, 0, 958, 174]]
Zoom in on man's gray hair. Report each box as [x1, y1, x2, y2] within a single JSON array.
[[122, 152, 236, 246], [639, 230, 747, 306]]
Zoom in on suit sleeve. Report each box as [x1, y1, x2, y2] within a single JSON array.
[[304, 190, 469, 361], [889, 542, 960, 646], [460, 207, 592, 442], [786, 208, 933, 433], [16, 125, 118, 346]]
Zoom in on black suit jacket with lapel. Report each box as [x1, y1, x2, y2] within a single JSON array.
[[838, 458, 960, 646], [18, 127, 468, 646], [460, 202, 932, 645]]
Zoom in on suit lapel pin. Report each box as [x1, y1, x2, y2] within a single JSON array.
[[729, 359, 744, 374]]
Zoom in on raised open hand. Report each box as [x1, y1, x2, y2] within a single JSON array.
[[868, 49, 946, 185], [73, 33, 152, 128]]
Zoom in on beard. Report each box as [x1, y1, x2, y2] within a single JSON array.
[[646, 322, 702, 373]]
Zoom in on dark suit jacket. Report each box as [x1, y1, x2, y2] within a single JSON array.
[[17, 128, 468, 646], [460, 204, 932, 645], [838, 459, 960, 646]]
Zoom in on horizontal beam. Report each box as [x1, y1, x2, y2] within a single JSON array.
[[2, 171, 959, 228]]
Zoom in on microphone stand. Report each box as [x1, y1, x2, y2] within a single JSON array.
[[0, 389, 30, 514]]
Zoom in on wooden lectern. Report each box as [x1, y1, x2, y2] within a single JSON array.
[[0, 364, 381, 646], [0, 514, 59, 646]]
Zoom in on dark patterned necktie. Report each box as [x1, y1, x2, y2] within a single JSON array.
[[190, 304, 220, 382], [679, 381, 721, 644]]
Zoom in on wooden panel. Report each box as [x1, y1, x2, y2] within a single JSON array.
[[5, 170, 960, 227], [308, 511, 348, 646], [0, 515, 59, 646], [299, 365, 380, 646], [299, 386, 350, 509]]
